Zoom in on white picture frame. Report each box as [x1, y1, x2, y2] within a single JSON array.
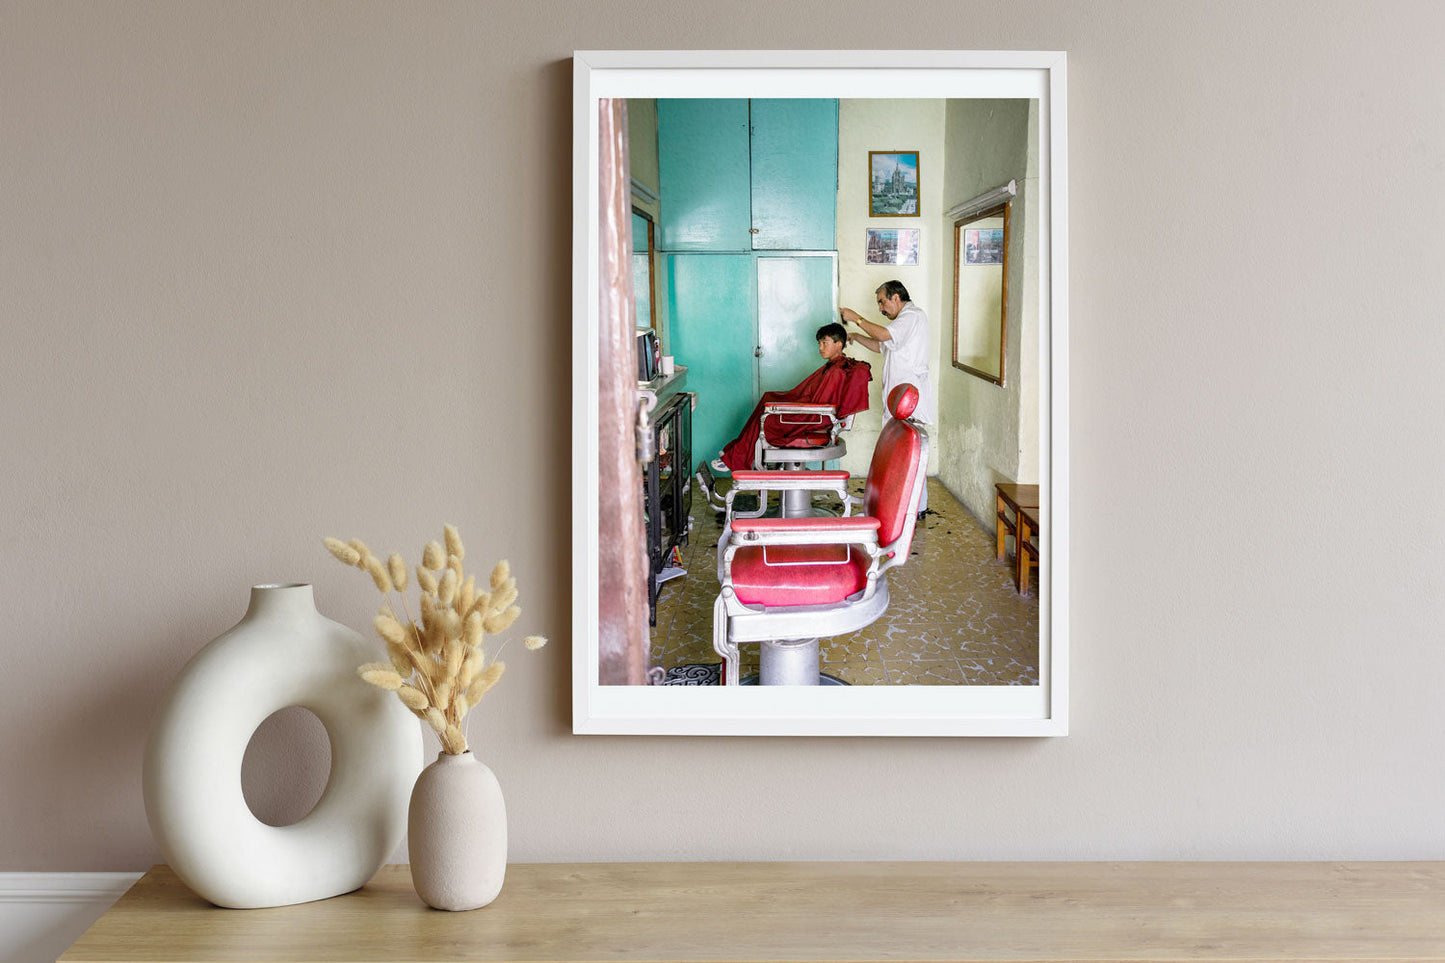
[[572, 50, 1069, 736]]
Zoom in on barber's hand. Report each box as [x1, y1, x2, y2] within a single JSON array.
[[839, 307, 861, 324]]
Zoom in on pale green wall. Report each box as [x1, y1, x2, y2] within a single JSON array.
[[936, 98, 1039, 525], [626, 98, 659, 220], [835, 99, 945, 476], [626, 99, 666, 344]]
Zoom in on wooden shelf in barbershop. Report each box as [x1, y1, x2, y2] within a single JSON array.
[[62, 862, 1445, 963]]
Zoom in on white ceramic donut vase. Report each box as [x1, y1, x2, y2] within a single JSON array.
[[143, 583, 423, 908]]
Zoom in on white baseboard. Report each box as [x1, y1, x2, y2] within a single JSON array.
[[0, 873, 142, 963]]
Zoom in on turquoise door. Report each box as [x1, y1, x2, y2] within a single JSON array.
[[667, 254, 756, 467], [749, 100, 839, 251], [757, 254, 838, 393]]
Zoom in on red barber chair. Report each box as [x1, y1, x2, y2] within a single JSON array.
[[712, 384, 928, 685]]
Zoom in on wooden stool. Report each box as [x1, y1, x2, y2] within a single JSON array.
[[994, 483, 1040, 588], [1017, 505, 1040, 596]]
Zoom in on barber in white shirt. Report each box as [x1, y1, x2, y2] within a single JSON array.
[[840, 279, 937, 512]]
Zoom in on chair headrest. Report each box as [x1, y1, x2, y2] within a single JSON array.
[[887, 384, 919, 420]]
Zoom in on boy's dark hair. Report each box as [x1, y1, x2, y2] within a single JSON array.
[[815, 322, 848, 344], [876, 279, 910, 302]]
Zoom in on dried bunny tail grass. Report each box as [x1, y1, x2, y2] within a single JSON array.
[[490, 559, 510, 590], [422, 540, 446, 572], [458, 576, 476, 615], [491, 583, 519, 612], [441, 724, 467, 754], [464, 610, 483, 647], [419, 595, 441, 647], [437, 569, 458, 607], [386, 642, 413, 675], [349, 538, 370, 561], [424, 707, 447, 734], [434, 680, 454, 711], [416, 567, 438, 596], [459, 647, 484, 690], [365, 555, 392, 593], [387, 554, 408, 592], [483, 605, 521, 635], [524, 635, 548, 650], [408, 646, 438, 682], [450, 687, 469, 719], [323, 537, 362, 566], [444, 524, 465, 562], [374, 614, 407, 647], [441, 609, 463, 643], [424, 617, 446, 655], [466, 662, 505, 705], [396, 685, 429, 712], [359, 665, 405, 691], [467, 591, 493, 619], [443, 638, 465, 679]]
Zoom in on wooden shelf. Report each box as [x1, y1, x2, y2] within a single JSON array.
[[61, 862, 1445, 963]]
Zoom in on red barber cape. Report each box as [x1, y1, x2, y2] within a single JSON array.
[[719, 356, 873, 471]]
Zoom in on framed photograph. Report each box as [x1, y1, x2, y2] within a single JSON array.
[[868, 150, 920, 216], [964, 227, 1004, 265], [573, 50, 1069, 737], [865, 228, 920, 265]]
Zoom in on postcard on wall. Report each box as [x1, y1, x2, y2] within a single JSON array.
[[865, 228, 920, 265]]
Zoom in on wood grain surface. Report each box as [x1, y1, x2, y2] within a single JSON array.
[[60, 862, 1445, 963]]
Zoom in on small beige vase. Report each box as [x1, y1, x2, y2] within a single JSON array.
[[407, 751, 507, 911]]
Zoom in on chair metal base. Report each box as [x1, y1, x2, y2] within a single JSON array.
[[762, 443, 846, 518], [740, 671, 849, 686], [734, 637, 850, 686]]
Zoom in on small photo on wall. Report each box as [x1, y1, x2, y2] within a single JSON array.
[[865, 228, 920, 265], [964, 228, 1005, 265], [868, 150, 919, 216]]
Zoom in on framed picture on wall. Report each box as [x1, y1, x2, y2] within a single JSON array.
[[868, 150, 920, 216], [573, 50, 1070, 737], [865, 228, 920, 265], [964, 227, 1005, 265]]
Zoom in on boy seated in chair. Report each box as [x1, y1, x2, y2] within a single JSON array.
[[709, 323, 872, 474]]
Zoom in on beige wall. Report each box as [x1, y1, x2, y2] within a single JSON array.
[[5, 0, 1445, 870]]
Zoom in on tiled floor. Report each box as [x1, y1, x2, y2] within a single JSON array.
[[649, 476, 1039, 685]]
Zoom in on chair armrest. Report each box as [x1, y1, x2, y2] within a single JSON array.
[[761, 403, 840, 415], [732, 516, 880, 536], [731, 469, 850, 489], [729, 515, 881, 549]]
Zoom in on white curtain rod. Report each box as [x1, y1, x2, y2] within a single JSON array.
[[946, 179, 1016, 220]]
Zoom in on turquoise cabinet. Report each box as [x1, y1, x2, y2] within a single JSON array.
[[749, 100, 838, 251], [657, 99, 753, 252], [658, 99, 838, 253], [654, 98, 840, 467]]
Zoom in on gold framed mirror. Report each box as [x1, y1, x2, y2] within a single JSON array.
[[951, 200, 1010, 385]]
